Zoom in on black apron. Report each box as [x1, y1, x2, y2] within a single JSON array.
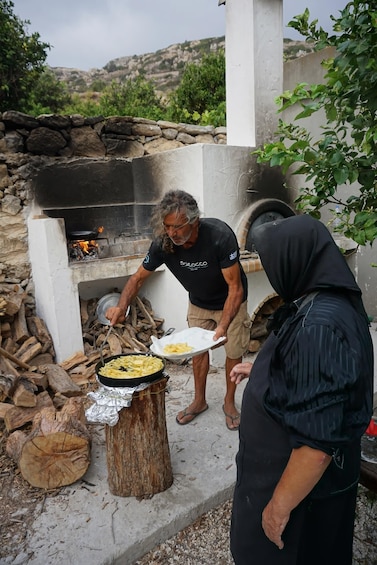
[[230, 333, 357, 565]]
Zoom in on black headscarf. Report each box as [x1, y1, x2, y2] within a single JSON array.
[[253, 214, 366, 327]]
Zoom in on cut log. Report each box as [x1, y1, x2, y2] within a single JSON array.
[[59, 351, 88, 372], [4, 292, 24, 316], [0, 346, 29, 371], [16, 336, 43, 364], [0, 374, 18, 401], [4, 390, 54, 431], [43, 364, 82, 397], [6, 397, 91, 489], [12, 377, 38, 407], [26, 316, 54, 354], [13, 302, 30, 344], [0, 401, 13, 419], [22, 371, 48, 390], [28, 352, 54, 367], [135, 296, 156, 328], [105, 376, 173, 497], [107, 332, 122, 355]]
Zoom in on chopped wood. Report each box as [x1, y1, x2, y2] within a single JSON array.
[[0, 345, 31, 370], [16, 336, 43, 364], [1, 322, 12, 339], [4, 292, 25, 316], [6, 398, 91, 489], [0, 374, 18, 401], [0, 355, 19, 377], [59, 351, 88, 372], [13, 302, 30, 344], [28, 352, 54, 367], [107, 333, 122, 355], [12, 377, 38, 407], [26, 316, 54, 354], [22, 371, 48, 390], [0, 401, 13, 419], [4, 390, 54, 431], [43, 364, 82, 397], [135, 296, 156, 328]]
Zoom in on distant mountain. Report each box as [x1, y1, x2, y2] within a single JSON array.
[[50, 36, 314, 96]]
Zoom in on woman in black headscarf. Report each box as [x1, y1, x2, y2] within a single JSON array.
[[230, 214, 373, 565]]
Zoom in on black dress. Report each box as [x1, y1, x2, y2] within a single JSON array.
[[230, 291, 373, 565]]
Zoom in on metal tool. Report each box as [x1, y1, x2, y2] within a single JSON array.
[[99, 325, 113, 366]]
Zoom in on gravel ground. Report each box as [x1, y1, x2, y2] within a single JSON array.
[[134, 488, 377, 565]]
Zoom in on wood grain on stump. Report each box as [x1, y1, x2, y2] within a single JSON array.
[[106, 376, 173, 497]]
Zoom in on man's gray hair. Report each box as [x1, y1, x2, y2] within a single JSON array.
[[151, 190, 201, 253]]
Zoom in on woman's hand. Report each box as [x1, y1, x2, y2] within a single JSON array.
[[262, 499, 290, 550], [229, 362, 253, 384]]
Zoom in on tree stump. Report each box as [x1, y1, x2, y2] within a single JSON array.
[[106, 376, 173, 497]]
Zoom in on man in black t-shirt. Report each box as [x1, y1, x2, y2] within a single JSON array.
[[106, 190, 250, 430]]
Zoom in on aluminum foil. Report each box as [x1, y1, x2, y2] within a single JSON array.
[[85, 381, 151, 427]]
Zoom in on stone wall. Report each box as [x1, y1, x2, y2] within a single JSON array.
[[0, 111, 227, 311]]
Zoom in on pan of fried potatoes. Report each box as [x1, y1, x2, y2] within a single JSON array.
[[96, 352, 166, 387]]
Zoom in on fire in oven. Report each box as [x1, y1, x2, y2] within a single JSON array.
[[67, 227, 104, 261]]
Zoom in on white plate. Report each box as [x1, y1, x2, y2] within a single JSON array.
[[150, 327, 226, 359]]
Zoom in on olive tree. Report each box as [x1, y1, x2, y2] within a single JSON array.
[[255, 1, 377, 246]]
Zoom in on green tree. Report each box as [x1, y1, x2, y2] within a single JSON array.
[[254, 1, 377, 246], [99, 75, 164, 120], [24, 69, 72, 115], [0, 0, 50, 111], [168, 51, 226, 125]]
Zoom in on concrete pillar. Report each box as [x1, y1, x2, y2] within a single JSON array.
[[225, 0, 283, 147], [28, 217, 84, 363]]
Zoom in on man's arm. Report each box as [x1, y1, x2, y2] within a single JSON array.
[[262, 445, 332, 549], [106, 264, 154, 325], [214, 263, 244, 340]]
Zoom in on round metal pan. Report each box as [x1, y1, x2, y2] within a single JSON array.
[[96, 353, 166, 388], [68, 230, 98, 240]]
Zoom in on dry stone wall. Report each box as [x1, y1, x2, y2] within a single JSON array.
[[0, 111, 226, 312]]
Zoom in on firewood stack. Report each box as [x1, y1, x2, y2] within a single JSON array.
[[0, 285, 166, 490]]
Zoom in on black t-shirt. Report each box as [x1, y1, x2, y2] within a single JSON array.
[[142, 218, 248, 310]]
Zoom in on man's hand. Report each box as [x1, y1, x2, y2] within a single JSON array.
[[105, 306, 126, 326]]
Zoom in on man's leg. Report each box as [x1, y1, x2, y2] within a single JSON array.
[[223, 356, 241, 430], [176, 351, 210, 424]]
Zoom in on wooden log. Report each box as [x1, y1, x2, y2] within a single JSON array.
[[17, 337, 43, 364], [13, 302, 30, 344], [4, 292, 24, 316], [0, 401, 13, 419], [105, 376, 173, 497], [43, 364, 82, 397], [6, 397, 91, 489], [107, 332, 122, 355], [135, 296, 156, 328], [59, 351, 88, 372], [0, 346, 30, 370], [12, 378, 38, 407], [4, 390, 54, 431], [22, 371, 48, 390], [26, 316, 54, 354], [0, 322, 12, 339], [0, 374, 18, 401]]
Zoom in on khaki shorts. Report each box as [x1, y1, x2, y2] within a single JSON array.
[[187, 301, 251, 359]]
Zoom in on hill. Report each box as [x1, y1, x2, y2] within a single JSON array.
[[50, 36, 314, 96]]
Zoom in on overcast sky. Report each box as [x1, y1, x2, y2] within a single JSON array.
[[11, 0, 347, 71]]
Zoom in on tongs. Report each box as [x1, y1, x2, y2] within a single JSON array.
[[99, 325, 113, 366]]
